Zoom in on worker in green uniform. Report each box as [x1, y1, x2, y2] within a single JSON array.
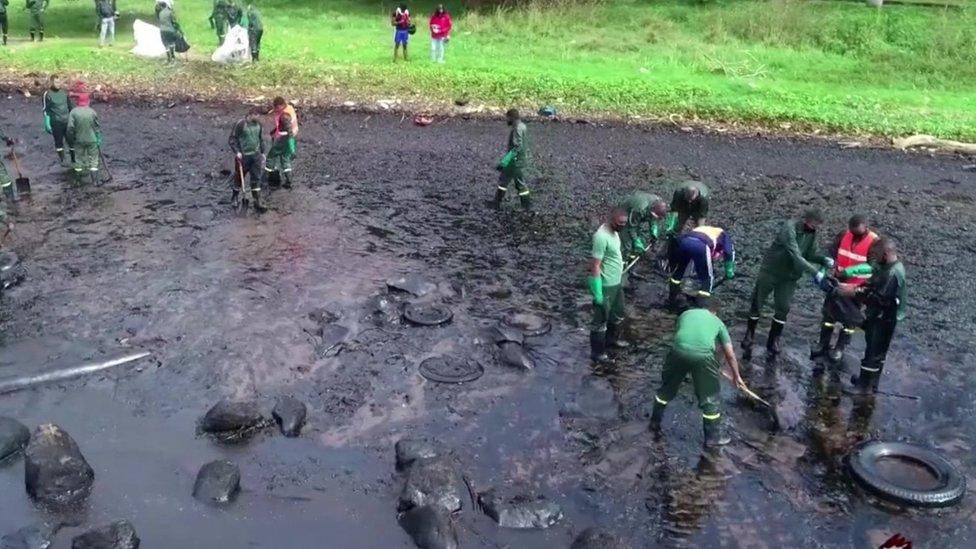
[[246, 3, 262, 61], [619, 191, 668, 261], [26, 0, 48, 42], [43, 75, 74, 165], [224, 0, 242, 27], [491, 109, 530, 210], [649, 295, 746, 447], [663, 180, 710, 269], [587, 208, 630, 362], [229, 108, 267, 212], [66, 93, 102, 185], [1, 0, 10, 46], [838, 238, 906, 395], [265, 96, 297, 188], [741, 210, 833, 358], [209, 0, 229, 44], [0, 126, 14, 200], [157, 0, 179, 62]]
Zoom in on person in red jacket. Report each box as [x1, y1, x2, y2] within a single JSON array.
[[429, 4, 452, 64]]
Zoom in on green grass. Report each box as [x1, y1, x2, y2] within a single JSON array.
[[1, 0, 975, 139]]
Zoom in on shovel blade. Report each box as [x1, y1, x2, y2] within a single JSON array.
[[15, 177, 31, 196]]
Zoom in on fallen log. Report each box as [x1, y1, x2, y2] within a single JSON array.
[[893, 135, 976, 155]]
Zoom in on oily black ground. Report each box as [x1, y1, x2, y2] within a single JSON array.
[[0, 94, 975, 547]]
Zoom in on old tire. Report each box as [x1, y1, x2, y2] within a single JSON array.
[[403, 303, 453, 327], [847, 441, 965, 508]]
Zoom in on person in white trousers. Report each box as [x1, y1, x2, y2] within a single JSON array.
[[96, 0, 118, 47]]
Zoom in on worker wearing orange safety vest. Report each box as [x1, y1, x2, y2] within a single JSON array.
[[811, 214, 878, 362], [265, 96, 299, 189]]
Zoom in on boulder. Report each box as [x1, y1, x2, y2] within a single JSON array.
[[477, 490, 562, 529], [71, 520, 140, 549], [199, 399, 264, 438], [272, 396, 307, 437], [398, 458, 463, 514], [192, 460, 240, 504], [0, 523, 59, 549], [570, 527, 629, 549], [24, 424, 95, 507], [398, 505, 458, 549], [498, 342, 534, 370], [395, 438, 439, 471], [0, 417, 30, 461]]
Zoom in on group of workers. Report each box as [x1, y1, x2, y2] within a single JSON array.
[[0, 0, 48, 44], [36, 76, 103, 185], [227, 97, 299, 212], [208, 0, 263, 61], [587, 181, 907, 447]]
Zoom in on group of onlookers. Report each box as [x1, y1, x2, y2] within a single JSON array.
[[391, 3, 453, 63]]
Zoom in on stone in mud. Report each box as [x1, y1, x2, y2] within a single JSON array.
[[398, 458, 463, 514], [398, 505, 458, 549], [24, 424, 95, 507], [489, 323, 524, 346], [192, 460, 240, 504], [71, 520, 140, 549], [559, 376, 622, 421], [272, 396, 307, 437], [199, 399, 264, 435], [387, 275, 438, 297], [570, 527, 629, 549], [0, 523, 59, 549], [317, 323, 350, 356], [395, 438, 439, 471], [365, 294, 399, 325], [477, 490, 563, 529], [0, 417, 30, 461], [498, 341, 534, 370]]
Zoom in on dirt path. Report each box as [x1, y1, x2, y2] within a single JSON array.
[[1, 95, 974, 547]]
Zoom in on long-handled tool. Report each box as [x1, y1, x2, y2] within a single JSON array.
[[8, 146, 30, 197], [234, 157, 247, 209], [98, 147, 114, 183], [0, 227, 11, 248], [721, 370, 772, 407], [0, 351, 152, 395]]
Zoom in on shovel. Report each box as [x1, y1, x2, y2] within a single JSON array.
[[234, 157, 248, 209], [98, 147, 114, 183], [8, 147, 30, 197], [721, 370, 772, 407]]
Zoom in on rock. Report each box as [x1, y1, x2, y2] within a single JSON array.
[[560, 376, 622, 421], [317, 323, 350, 356], [71, 520, 140, 549], [398, 505, 458, 549], [398, 458, 463, 514], [365, 294, 399, 325], [0, 417, 30, 461], [272, 396, 307, 437], [387, 275, 437, 297], [498, 341, 534, 370], [199, 399, 264, 437], [477, 490, 563, 529], [0, 523, 59, 549], [489, 324, 524, 346], [192, 460, 240, 504], [395, 438, 439, 471], [570, 527, 629, 549], [24, 424, 95, 507]]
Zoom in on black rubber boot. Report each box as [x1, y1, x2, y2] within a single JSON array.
[[829, 330, 852, 362], [520, 194, 532, 210], [2, 34, 7, 46], [766, 321, 785, 355], [251, 190, 267, 213], [605, 323, 630, 350], [589, 331, 609, 363], [69, 149, 76, 164], [741, 318, 758, 359], [846, 369, 876, 396], [89, 171, 98, 186], [667, 279, 682, 307], [810, 324, 834, 359], [649, 402, 666, 432], [703, 418, 731, 447], [30, 32, 35, 42], [231, 189, 240, 204], [56, 150, 65, 164], [282, 172, 293, 189], [38, 32, 43, 42], [490, 188, 506, 210]]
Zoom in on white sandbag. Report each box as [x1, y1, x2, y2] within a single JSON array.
[[131, 19, 167, 59], [212, 25, 251, 64]]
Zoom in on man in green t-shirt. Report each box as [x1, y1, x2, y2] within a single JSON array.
[[650, 295, 746, 447], [587, 208, 629, 362], [619, 190, 668, 261]]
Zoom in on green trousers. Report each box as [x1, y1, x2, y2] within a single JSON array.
[[498, 165, 529, 198], [0, 159, 10, 188], [266, 137, 294, 173], [73, 143, 99, 174], [654, 349, 721, 419], [748, 271, 797, 322], [591, 284, 624, 333]]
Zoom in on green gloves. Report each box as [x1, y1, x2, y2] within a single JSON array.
[[842, 263, 873, 278], [632, 237, 646, 254], [650, 222, 660, 241], [96, 132, 103, 147], [724, 260, 735, 280], [587, 276, 604, 305], [497, 150, 515, 171], [43, 113, 52, 134], [287, 136, 296, 157], [664, 212, 678, 234]]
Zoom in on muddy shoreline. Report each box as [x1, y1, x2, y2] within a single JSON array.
[[1, 94, 974, 547]]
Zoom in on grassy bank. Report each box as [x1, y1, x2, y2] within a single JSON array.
[[1, 0, 975, 139]]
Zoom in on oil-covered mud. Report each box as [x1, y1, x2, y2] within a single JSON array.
[[1, 94, 975, 547]]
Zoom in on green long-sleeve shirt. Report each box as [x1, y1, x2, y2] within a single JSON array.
[[670, 181, 710, 222], [0, 0, 10, 15], [67, 106, 100, 145], [860, 260, 907, 322], [247, 6, 262, 32], [760, 220, 828, 281], [504, 121, 527, 169], [621, 191, 665, 242], [43, 88, 73, 124], [26, 0, 47, 13], [229, 118, 265, 156]]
